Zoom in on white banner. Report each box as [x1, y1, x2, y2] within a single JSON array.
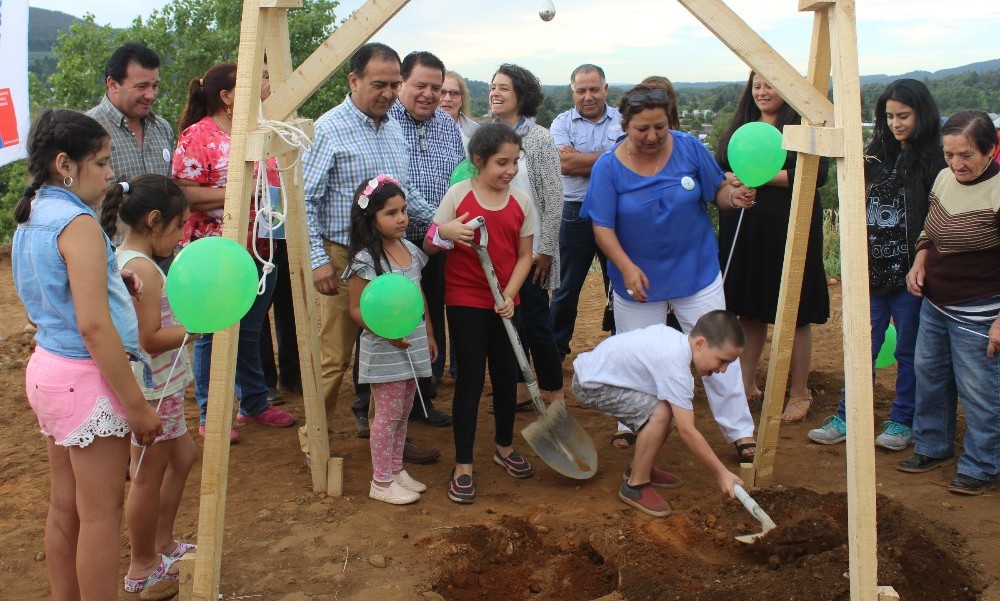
[[0, 0, 29, 167]]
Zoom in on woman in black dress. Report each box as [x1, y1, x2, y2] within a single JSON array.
[[716, 72, 830, 423]]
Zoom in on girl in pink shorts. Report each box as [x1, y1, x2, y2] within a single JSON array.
[[13, 110, 164, 600], [102, 175, 199, 591]]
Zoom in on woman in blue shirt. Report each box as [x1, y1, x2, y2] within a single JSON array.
[[582, 84, 759, 463]]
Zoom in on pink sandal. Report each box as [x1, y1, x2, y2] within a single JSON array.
[[167, 540, 196, 560], [124, 554, 179, 593]]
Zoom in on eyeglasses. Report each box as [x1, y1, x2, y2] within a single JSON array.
[[625, 88, 668, 108], [441, 89, 462, 98]]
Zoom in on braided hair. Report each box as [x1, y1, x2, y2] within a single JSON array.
[[14, 110, 109, 224], [100, 174, 188, 240]]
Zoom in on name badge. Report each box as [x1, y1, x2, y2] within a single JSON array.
[[681, 176, 695, 190], [162, 148, 171, 163]]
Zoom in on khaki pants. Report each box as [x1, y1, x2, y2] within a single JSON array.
[[318, 240, 358, 429]]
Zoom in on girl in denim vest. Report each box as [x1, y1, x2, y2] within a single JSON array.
[[12, 110, 164, 600]]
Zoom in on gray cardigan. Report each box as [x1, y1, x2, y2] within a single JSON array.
[[522, 124, 564, 290]]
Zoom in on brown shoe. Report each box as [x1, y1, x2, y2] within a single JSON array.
[[403, 438, 440, 464]]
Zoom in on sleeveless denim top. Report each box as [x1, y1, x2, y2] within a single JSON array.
[[13, 185, 142, 362]]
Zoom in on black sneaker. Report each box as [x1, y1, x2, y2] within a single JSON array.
[[948, 473, 992, 496], [896, 452, 953, 473], [448, 471, 476, 504]]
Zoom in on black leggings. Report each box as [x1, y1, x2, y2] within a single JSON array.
[[448, 305, 519, 464]]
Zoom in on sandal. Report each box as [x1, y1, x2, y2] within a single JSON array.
[[747, 388, 764, 412], [735, 440, 757, 462], [781, 395, 813, 423], [123, 554, 179, 593], [166, 540, 196, 560], [611, 431, 636, 449]]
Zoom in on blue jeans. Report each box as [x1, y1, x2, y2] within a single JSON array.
[[550, 202, 608, 357], [194, 265, 277, 424], [836, 287, 921, 425], [913, 299, 999, 482]]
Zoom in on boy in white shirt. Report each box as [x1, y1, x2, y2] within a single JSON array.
[[572, 310, 746, 516]]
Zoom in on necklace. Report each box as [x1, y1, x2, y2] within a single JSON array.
[[626, 141, 668, 177], [383, 243, 408, 269]]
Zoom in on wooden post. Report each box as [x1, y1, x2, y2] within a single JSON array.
[[829, 1, 882, 599], [750, 8, 831, 487], [191, 2, 268, 599]]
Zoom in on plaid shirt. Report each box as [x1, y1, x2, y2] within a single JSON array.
[[387, 102, 464, 241], [303, 95, 435, 269], [87, 95, 175, 181]]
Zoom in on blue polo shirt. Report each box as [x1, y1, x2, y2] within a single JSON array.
[[582, 131, 724, 302], [550, 105, 623, 203]]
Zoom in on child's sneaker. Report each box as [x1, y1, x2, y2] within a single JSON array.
[[494, 449, 534, 478], [618, 481, 672, 517], [236, 406, 295, 427], [622, 462, 683, 489], [875, 420, 912, 451], [448, 471, 476, 504], [807, 415, 847, 445], [395, 469, 427, 493], [369, 480, 419, 505]]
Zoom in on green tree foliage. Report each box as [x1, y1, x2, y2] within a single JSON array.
[[40, 0, 348, 128]]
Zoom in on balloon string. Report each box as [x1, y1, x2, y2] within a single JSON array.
[[721, 207, 745, 285], [406, 348, 429, 418], [133, 333, 191, 479]]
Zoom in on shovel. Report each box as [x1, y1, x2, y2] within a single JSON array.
[[733, 484, 777, 543], [465, 218, 598, 480]]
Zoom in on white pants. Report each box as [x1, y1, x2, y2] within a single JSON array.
[[613, 274, 755, 443]]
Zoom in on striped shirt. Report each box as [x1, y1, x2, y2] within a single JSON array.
[[348, 240, 432, 383], [387, 102, 464, 241], [302, 95, 436, 269], [918, 162, 1000, 316]]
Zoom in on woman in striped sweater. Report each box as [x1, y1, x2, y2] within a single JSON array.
[[897, 110, 1000, 496]]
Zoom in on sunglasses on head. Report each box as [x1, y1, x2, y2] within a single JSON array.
[[626, 88, 668, 107]]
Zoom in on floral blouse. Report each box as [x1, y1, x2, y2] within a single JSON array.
[[171, 116, 279, 255]]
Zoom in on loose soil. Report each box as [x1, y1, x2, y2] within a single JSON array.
[[0, 252, 996, 601]]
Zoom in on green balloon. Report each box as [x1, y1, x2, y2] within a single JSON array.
[[727, 121, 787, 188], [450, 158, 476, 186], [166, 237, 259, 333], [875, 323, 897, 369], [360, 273, 424, 339]]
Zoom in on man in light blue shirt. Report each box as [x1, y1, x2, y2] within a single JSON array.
[[549, 64, 623, 358], [301, 43, 439, 449]]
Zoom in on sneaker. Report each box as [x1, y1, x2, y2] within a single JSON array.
[[948, 473, 993, 496], [808, 415, 847, 445], [448, 471, 476, 504], [355, 414, 370, 439], [493, 449, 534, 479], [623, 462, 682, 489], [369, 480, 419, 505], [897, 452, 954, 473], [236, 406, 295, 427], [198, 423, 240, 443], [618, 481, 672, 517], [875, 420, 912, 451], [395, 469, 427, 493]]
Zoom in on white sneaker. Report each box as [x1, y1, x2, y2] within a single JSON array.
[[369, 480, 419, 505], [395, 469, 427, 493]]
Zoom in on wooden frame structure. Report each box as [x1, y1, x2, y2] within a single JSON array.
[[190, 1, 896, 599]]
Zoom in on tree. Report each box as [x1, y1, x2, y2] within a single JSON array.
[[43, 0, 349, 128]]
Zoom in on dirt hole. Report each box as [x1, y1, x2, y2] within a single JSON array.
[[429, 488, 982, 601]]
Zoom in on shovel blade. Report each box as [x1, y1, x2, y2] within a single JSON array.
[[521, 399, 598, 479]]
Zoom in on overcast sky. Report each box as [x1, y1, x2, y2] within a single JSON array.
[[29, 0, 1000, 85]]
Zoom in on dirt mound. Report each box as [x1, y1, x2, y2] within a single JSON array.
[[429, 488, 981, 601]]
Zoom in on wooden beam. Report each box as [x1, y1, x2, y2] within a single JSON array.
[[877, 587, 900, 601], [748, 7, 832, 488], [245, 118, 315, 159], [263, 7, 331, 494], [261, 0, 411, 121], [829, 0, 881, 599], [799, 0, 835, 10], [259, 0, 301, 6], [191, 3, 269, 600], [783, 125, 845, 157], [676, 0, 834, 126]]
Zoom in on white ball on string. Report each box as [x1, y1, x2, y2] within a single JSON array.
[[539, 0, 556, 21]]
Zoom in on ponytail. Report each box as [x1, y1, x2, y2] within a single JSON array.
[[14, 176, 46, 224], [178, 63, 237, 131], [100, 182, 127, 238]]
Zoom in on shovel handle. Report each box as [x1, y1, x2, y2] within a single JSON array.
[[734, 485, 777, 530]]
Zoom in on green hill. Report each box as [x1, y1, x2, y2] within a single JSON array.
[[28, 7, 85, 81]]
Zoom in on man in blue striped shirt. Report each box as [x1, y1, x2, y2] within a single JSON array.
[[302, 43, 438, 441]]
